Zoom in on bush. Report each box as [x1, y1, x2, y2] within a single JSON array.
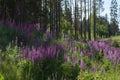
[[61, 62, 80, 80], [0, 44, 20, 80], [77, 71, 105, 80], [0, 73, 4, 80], [0, 25, 29, 49]]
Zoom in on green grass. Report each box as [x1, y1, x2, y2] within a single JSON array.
[[103, 36, 120, 41], [110, 36, 120, 42]]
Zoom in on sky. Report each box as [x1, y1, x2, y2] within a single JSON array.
[[97, 0, 120, 28], [101, 0, 120, 22]]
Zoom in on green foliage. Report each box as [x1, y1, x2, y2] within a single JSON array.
[[0, 73, 4, 80], [97, 24, 109, 38], [0, 35, 120, 80], [61, 62, 80, 80], [41, 58, 63, 80], [0, 44, 20, 80], [83, 56, 92, 68], [0, 25, 16, 49], [61, 17, 74, 38], [0, 61, 19, 80], [17, 48, 65, 80], [102, 58, 112, 71], [31, 30, 47, 42], [0, 0, 120, 79], [78, 71, 105, 80], [17, 59, 42, 80], [110, 40, 120, 48], [109, 22, 119, 36], [93, 51, 104, 62], [0, 25, 29, 49]]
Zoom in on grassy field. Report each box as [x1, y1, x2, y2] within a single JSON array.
[[104, 36, 120, 41]]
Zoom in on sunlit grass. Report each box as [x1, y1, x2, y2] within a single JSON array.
[[103, 36, 120, 41], [102, 68, 120, 80], [110, 36, 120, 41]]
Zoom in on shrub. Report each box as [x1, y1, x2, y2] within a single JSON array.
[[77, 71, 106, 80], [0, 44, 20, 80]]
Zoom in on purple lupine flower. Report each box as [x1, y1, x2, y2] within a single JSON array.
[[52, 45, 58, 59], [72, 54, 79, 64], [21, 43, 62, 63], [91, 64, 96, 72], [59, 44, 65, 51], [87, 51, 94, 59], [67, 41, 72, 50], [35, 23, 41, 30], [37, 47, 42, 58], [80, 60, 86, 69], [6, 19, 15, 27], [0, 20, 3, 25], [71, 53, 75, 63], [88, 40, 120, 65], [64, 54, 69, 62]]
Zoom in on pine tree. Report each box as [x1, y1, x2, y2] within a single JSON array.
[[80, 0, 83, 38], [93, 0, 96, 40], [110, 0, 118, 36]]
